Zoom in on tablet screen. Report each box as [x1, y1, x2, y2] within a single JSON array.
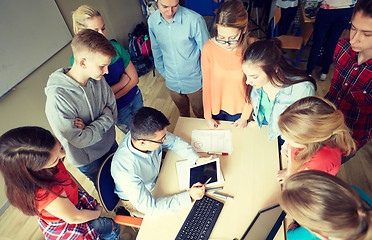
[[189, 160, 218, 188]]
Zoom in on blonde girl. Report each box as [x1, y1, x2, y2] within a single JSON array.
[[280, 170, 372, 240], [72, 5, 143, 134], [201, 0, 255, 129], [277, 96, 356, 183]]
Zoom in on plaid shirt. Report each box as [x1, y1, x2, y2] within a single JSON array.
[[38, 189, 99, 240], [325, 38, 372, 148]]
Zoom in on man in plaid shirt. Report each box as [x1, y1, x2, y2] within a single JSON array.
[[325, 0, 372, 162]]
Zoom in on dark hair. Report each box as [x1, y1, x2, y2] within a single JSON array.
[[0, 127, 66, 216], [130, 107, 170, 139], [215, 0, 250, 51], [71, 29, 116, 58], [242, 39, 316, 102], [354, 0, 372, 18]]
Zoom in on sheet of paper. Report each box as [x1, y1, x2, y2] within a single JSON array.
[[176, 158, 224, 191], [191, 129, 233, 154]]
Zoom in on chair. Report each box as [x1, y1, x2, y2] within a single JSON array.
[[271, 7, 313, 67], [97, 153, 143, 228], [185, 0, 224, 32]]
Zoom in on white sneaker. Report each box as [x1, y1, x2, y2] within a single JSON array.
[[320, 73, 327, 81]]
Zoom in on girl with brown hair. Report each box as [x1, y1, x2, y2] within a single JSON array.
[[0, 127, 120, 239], [202, 0, 255, 129]]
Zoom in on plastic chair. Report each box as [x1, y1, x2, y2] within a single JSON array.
[[271, 7, 313, 67], [184, 0, 224, 32], [97, 153, 143, 228]]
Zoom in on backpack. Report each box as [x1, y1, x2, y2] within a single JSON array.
[[137, 35, 152, 57], [128, 22, 154, 77]]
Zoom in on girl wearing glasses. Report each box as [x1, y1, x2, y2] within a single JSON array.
[[0, 127, 120, 240], [201, 0, 255, 129], [242, 39, 316, 143]]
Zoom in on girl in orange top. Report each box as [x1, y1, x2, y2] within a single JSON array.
[[276, 96, 356, 183], [201, 0, 254, 129]]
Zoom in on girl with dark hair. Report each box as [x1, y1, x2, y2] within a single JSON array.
[[0, 127, 120, 240], [242, 39, 316, 142], [201, 0, 255, 129]]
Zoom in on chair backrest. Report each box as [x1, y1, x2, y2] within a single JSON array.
[[299, 19, 313, 46], [271, 7, 281, 38], [97, 153, 120, 212]]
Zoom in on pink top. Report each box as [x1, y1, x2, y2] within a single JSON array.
[[291, 145, 341, 176], [201, 39, 252, 119]]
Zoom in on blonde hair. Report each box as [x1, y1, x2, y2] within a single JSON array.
[[278, 96, 356, 172], [72, 5, 101, 34], [71, 29, 116, 58], [280, 170, 372, 240], [215, 0, 250, 50]]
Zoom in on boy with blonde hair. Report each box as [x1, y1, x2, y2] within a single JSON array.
[[45, 29, 118, 186]]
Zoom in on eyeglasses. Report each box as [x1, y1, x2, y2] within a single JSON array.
[[135, 133, 167, 144], [215, 32, 242, 46]]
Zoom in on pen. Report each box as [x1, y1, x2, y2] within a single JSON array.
[[204, 177, 212, 185], [207, 152, 229, 156], [212, 192, 234, 200], [206, 187, 223, 192]]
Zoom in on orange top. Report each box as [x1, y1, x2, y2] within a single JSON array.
[[201, 39, 252, 119]]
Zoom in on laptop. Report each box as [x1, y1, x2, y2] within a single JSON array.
[[240, 204, 286, 240]]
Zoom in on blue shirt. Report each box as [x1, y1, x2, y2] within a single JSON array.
[[251, 81, 315, 142], [111, 131, 200, 216], [148, 6, 210, 94]]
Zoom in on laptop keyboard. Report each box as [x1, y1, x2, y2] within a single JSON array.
[[175, 195, 224, 240]]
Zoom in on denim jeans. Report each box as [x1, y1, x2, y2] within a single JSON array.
[[89, 217, 121, 240], [77, 142, 118, 188], [306, 7, 353, 75], [116, 89, 143, 134], [212, 110, 242, 122]]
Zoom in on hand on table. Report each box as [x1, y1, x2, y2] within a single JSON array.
[[205, 118, 220, 129], [277, 169, 289, 184], [195, 155, 213, 165], [189, 182, 205, 202], [232, 117, 248, 128], [248, 120, 258, 127], [74, 117, 86, 130]]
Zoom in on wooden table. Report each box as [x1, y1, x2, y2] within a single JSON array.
[[137, 117, 284, 240]]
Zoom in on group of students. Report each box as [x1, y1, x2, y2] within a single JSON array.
[[0, 0, 371, 239]]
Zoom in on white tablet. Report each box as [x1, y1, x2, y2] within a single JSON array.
[[189, 158, 223, 188]]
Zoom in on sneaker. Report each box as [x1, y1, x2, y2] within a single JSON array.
[[320, 73, 327, 81], [114, 206, 131, 216]]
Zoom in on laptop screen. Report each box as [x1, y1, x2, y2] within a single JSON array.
[[241, 204, 286, 240]]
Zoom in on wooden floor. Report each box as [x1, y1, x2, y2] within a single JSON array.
[[1, 39, 371, 240]]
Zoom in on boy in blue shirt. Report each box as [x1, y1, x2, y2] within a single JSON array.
[[148, 0, 210, 118]]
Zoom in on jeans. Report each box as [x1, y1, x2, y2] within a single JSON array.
[[277, 6, 299, 36], [212, 110, 242, 122], [78, 142, 118, 188], [306, 7, 353, 75], [89, 217, 121, 240], [116, 89, 143, 134]]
